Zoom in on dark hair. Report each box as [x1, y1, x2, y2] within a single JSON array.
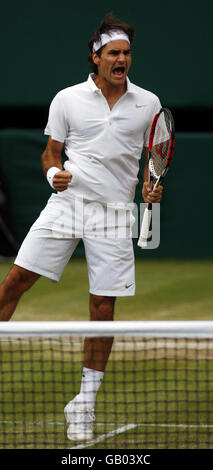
[[88, 13, 135, 74]]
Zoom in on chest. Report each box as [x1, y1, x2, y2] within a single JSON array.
[[65, 93, 150, 140]]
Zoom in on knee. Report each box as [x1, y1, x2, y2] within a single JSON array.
[[2, 266, 39, 297], [90, 295, 115, 321]]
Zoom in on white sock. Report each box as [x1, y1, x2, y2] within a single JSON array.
[[77, 367, 104, 409]]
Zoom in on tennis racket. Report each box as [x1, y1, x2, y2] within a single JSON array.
[[138, 107, 175, 248]]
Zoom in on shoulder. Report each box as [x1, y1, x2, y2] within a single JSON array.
[[50, 80, 89, 104], [128, 80, 161, 106]]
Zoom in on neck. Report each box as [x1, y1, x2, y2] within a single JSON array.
[[93, 75, 127, 106]]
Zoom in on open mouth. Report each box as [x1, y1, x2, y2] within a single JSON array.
[[112, 66, 125, 78]]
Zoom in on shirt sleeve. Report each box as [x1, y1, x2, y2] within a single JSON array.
[[144, 96, 161, 147], [44, 92, 68, 143]]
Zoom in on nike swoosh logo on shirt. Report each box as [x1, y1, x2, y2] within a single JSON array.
[[125, 283, 133, 289]]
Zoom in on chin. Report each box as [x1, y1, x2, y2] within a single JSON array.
[[111, 76, 126, 85]]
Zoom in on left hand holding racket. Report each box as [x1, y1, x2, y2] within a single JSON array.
[[142, 182, 163, 204], [138, 107, 175, 248]]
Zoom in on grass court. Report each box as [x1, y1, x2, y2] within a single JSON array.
[[0, 258, 213, 448]]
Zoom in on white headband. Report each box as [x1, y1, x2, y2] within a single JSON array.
[[93, 30, 130, 52]]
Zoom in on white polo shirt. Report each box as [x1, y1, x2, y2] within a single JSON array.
[[44, 74, 161, 204]]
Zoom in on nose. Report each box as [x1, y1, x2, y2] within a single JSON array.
[[117, 53, 126, 63]]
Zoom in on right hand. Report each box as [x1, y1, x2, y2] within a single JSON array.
[[53, 170, 72, 192]]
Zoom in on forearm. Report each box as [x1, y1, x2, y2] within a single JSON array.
[[142, 147, 149, 201], [142, 147, 163, 203], [143, 146, 149, 184], [41, 148, 63, 175], [41, 137, 71, 192], [143, 162, 149, 184]]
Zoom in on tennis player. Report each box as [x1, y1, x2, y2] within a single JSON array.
[[0, 14, 163, 441]]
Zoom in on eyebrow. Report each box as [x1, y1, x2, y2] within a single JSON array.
[[108, 48, 131, 54]]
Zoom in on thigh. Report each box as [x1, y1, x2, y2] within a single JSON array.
[[15, 194, 81, 281], [84, 236, 135, 297]]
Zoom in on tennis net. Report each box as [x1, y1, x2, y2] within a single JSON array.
[[0, 321, 213, 449]]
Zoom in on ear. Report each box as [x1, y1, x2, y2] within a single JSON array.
[[92, 51, 100, 66]]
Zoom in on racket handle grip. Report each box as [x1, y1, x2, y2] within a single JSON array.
[[138, 208, 152, 248]]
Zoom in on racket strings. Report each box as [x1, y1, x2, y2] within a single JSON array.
[[150, 111, 172, 177]]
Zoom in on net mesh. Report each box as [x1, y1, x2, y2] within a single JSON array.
[[0, 323, 213, 449], [150, 111, 171, 178]]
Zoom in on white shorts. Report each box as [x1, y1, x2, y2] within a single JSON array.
[[15, 192, 135, 297]]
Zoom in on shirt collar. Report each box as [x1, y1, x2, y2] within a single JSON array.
[[87, 74, 136, 95], [126, 77, 135, 94], [87, 74, 101, 94]]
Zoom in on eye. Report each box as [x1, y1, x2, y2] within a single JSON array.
[[109, 50, 119, 56]]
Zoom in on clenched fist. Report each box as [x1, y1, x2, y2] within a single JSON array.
[[53, 170, 72, 192]]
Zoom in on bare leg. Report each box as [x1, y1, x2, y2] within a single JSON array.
[[83, 294, 115, 372], [0, 265, 40, 321]]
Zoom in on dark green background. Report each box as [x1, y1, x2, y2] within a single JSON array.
[[0, 129, 212, 258], [1, 0, 212, 107], [0, 0, 213, 258]]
